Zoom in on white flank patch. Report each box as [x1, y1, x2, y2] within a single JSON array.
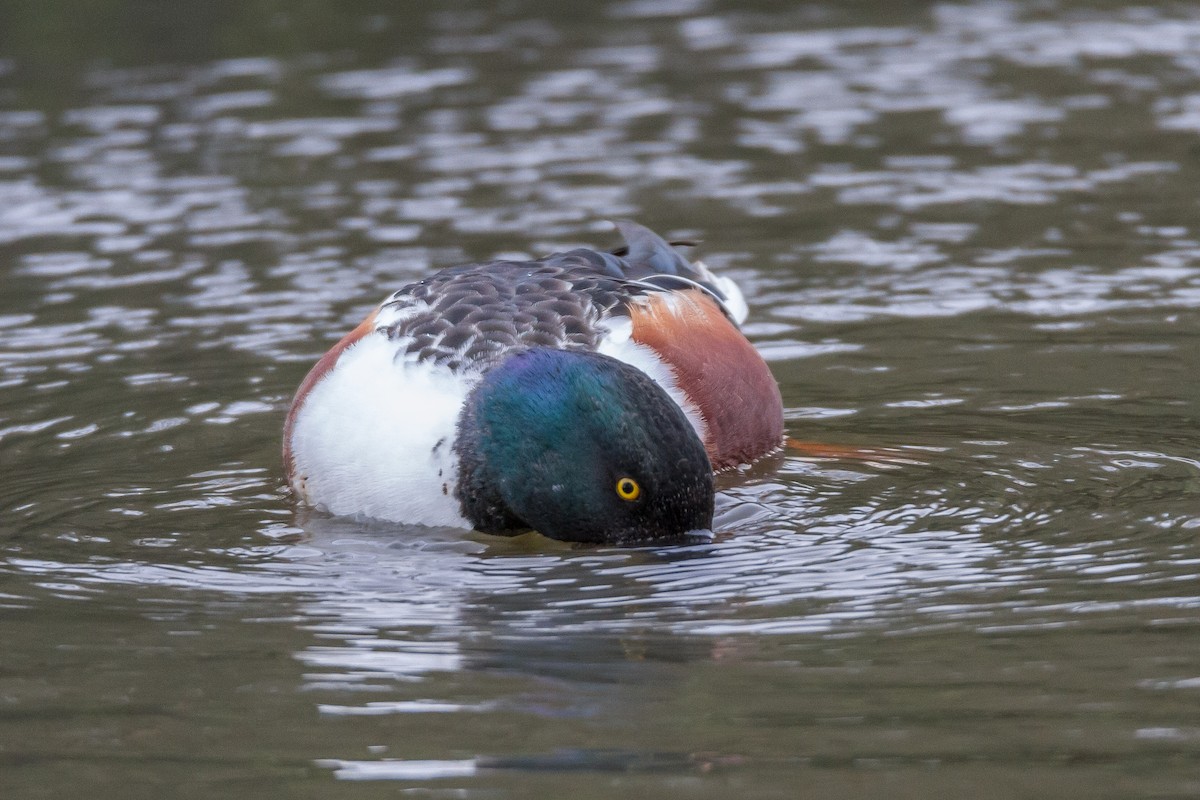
[[597, 315, 708, 442], [289, 333, 473, 527], [376, 294, 427, 327], [692, 259, 749, 325]]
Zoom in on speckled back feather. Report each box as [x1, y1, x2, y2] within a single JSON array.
[[377, 254, 638, 373], [377, 223, 733, 374]]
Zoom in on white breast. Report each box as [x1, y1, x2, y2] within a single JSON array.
[[596, 314, 708, 443], [287, 333, 474, 527]]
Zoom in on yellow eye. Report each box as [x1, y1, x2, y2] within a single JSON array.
[[615, 477, 641, 501]]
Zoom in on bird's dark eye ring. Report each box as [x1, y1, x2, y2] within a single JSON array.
[[615, 477, 641, 501]]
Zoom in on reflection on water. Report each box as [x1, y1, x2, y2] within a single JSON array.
[[3, 1, 1200, 797]]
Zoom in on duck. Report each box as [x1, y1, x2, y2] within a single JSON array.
[[283, 221, 783, 544]]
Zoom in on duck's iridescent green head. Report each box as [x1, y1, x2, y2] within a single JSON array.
[[454, 348, 713, 544]]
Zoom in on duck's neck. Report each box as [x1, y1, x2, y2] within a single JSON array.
[[453, 385, 527, 535]]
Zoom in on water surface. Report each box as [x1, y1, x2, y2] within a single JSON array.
[[2, 1, 1200, 797]]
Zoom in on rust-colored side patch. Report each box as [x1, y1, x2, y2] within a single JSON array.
[[282, 308, 379, 482], [630, 290, 783, 470]]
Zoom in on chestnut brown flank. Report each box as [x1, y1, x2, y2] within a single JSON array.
[[630, 290, 783, 470], [282, 309, 379, 481]]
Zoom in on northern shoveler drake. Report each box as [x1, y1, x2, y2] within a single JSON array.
[[284, 221, 783, 543]]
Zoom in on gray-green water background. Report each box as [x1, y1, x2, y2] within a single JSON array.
[[2, 1, 1200, 797]]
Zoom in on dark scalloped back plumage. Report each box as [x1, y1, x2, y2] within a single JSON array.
[[377, 222, 729, 374]]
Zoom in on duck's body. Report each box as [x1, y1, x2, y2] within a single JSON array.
[[284, 222, 783, 542]]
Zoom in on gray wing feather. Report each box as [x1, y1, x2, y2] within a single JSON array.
[[379, 256, 639, 373], [377, 222, 730, 373]]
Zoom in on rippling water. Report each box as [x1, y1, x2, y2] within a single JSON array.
[[3, 1, 1200, 797]]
